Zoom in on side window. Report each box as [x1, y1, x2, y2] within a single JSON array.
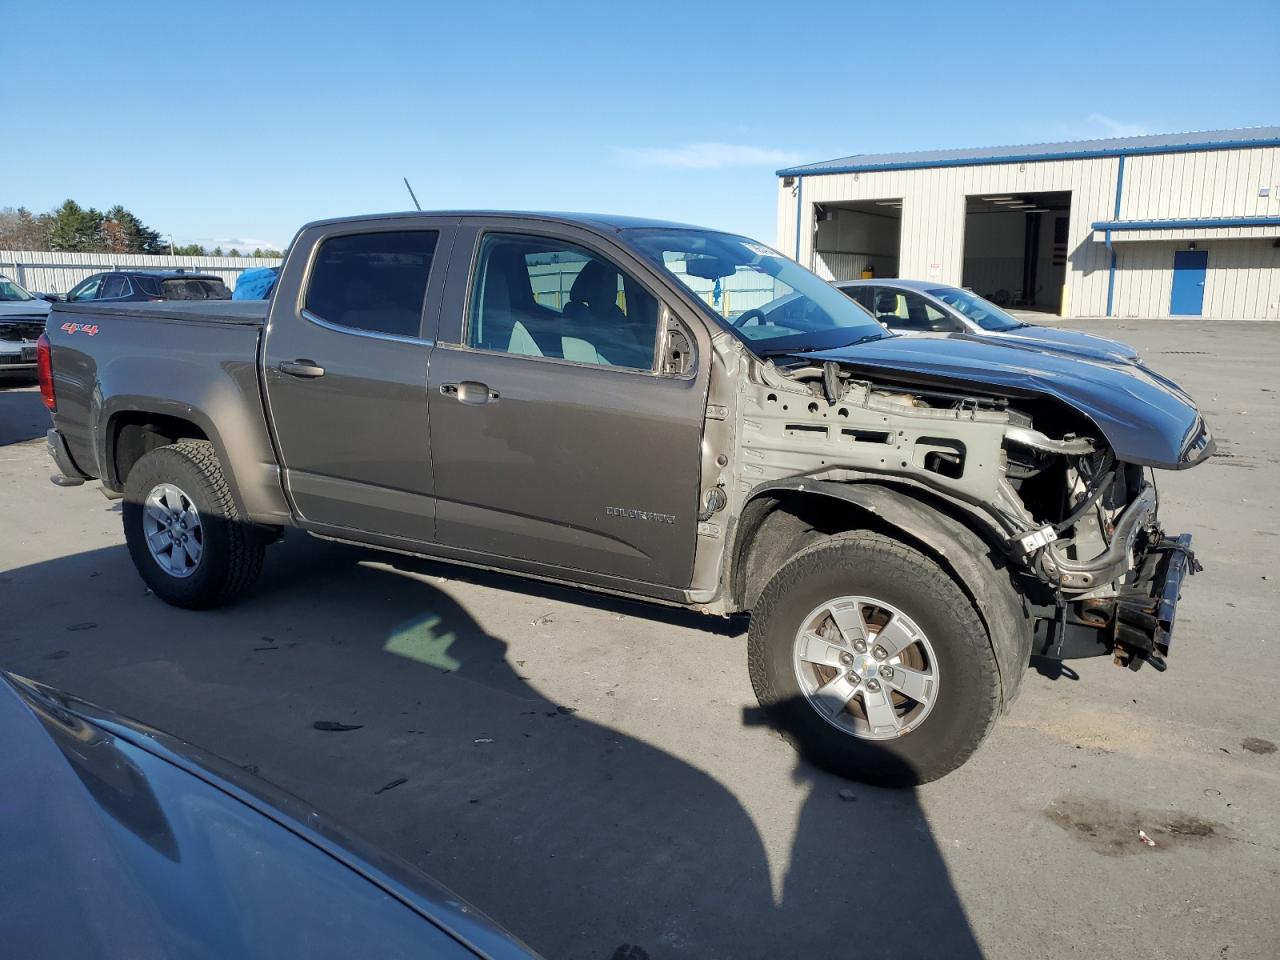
[[305, 230, 438, 338], [68, 276, 101, 301], [68, 277, 101, 300], [898, 290, 958, 332], [467, 233, 659, 371], [100, 275, 131, 299], [133, 276, 162, 298], [848, 286, 876, 312], [871, 288, 903, 323]]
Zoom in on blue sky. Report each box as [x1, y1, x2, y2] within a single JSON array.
[[3, 0, 1276, 250]]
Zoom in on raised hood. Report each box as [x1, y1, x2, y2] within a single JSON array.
[[797, 334, 1212, 469]]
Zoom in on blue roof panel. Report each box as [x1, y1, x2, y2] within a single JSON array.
[[778, 126, 1280, 177]]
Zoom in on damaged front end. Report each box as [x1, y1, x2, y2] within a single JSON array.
[[745, 341, 1211, 673], [1002, 420, 1205, 671]]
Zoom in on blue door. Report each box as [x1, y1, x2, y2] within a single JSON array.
[[1170, 249, 1208, 316]]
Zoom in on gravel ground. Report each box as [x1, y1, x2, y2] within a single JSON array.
[[1, 318, 1277, 960]]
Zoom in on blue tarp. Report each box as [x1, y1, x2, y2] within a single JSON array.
[[233, 267, 279, 300]]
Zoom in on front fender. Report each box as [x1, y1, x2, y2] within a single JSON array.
[[741, 478, 1035, 705]]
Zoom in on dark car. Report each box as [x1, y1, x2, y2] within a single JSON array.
[[65, 270, 232, 303], [0, 671, 541, 959], [836, 278, 1140, 362]]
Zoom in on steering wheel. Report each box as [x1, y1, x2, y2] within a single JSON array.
[[731, 308, 767, 329]]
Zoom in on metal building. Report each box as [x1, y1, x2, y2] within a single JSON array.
[[776, 126, 1280, 319]]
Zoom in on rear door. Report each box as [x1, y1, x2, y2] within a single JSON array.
[[263, 218, 455, 541], [425, 219, 707, 589]]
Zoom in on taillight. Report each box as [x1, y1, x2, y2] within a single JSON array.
[[37, 332, 55, 411]]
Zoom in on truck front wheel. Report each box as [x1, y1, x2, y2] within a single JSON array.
[[122, 440, 265, 609], [747, 531, 1001, 786]]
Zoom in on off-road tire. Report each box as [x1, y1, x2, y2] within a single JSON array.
[[123, 440, 265, 609], [748, 531, 1001, 786]]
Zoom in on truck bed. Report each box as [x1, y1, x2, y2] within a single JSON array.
[[54, 300, 267, 326], [46, 297, 290, 524]]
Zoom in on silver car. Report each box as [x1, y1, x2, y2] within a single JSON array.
[[0, 274, 51, 375], [836, 278, 1138, 362]]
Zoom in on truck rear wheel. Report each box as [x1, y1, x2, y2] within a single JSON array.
[[747, 531, 1000, 786], [122, 440, 265, 609]]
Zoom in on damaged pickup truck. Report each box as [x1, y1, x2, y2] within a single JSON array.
[[39, 212, 1211, 784]]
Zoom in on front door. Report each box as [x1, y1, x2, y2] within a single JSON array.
[[425, 224, 706, 588], [1170, 249, 1208, 316], [263, 219, 452, 541]]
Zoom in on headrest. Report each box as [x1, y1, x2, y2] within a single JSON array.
[[569, 259, 618, 308]]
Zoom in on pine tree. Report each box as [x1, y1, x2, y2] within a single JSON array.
[[49, 200, 103, 252]]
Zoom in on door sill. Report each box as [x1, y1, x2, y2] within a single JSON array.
[[299, 522, 693, 607]]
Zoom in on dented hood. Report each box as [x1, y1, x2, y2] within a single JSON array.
[[798, 334, 1212, 469]]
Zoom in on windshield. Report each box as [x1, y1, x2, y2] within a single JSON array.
[[624, 228, 887, 355], [926, 286, 1022, 332], [0, 277, 35, 302]]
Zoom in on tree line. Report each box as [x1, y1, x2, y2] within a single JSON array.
[[0, 201, 283, 259]]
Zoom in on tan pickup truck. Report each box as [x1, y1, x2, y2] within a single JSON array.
[[39, 211, 1210, 784]]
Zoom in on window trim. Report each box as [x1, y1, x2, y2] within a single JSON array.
[[458, 229, 676, 377], [300, 307, 435, 347], [298, 226, 442, 344]]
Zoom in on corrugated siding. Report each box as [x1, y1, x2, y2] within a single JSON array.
[[1112, 239, 1280, 319], [793, 157, 1116, 315], [813, 252, 877, 281], [782, 144, 1280, 317], [1120, 147, 1280, 221], [0, 250, 283, 294], [1104, 225, 1280, 242]]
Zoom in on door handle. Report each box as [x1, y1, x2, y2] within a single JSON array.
[[278, 359, 325, 379], [440, 381, 499, 405]]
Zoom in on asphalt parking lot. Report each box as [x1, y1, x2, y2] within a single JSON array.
[[2, 317, 1278, 960]]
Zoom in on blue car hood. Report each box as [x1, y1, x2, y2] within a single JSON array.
[[798, 335, 1212, 469], [0, 674, 539, 960], [986, 324, 1140, 361]]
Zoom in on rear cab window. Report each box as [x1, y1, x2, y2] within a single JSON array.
[[305, 231, 439, 339]]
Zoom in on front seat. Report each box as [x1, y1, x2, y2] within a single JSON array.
[[475, 247, 546, 355], [562, 260, 648, 365], [876, 290, 925, 332]]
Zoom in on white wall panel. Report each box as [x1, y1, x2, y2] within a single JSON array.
[[1112, 239, 1280, 319], [781, 144, 1280, 318]]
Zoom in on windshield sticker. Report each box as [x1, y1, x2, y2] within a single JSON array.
[[742, 242, 779, 258]]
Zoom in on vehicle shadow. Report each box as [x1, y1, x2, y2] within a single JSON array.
[[2, 532, 983, 960], [1030, 655, 1080, 681], [0, 382, 45, 446]]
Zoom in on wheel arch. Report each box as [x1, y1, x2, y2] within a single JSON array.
[[732, 478, 1034, 705], [102, 406, 248, 516]]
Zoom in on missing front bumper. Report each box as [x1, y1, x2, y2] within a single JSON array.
[[1112, 533, 1200, 671]]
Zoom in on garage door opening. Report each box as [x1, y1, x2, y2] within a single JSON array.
[[962, 192, 1070, 314], [812, 200, 902, 282]]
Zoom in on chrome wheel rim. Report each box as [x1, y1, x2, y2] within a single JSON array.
[[142, 483, 203, 578], [792, 596, 939, 740]]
